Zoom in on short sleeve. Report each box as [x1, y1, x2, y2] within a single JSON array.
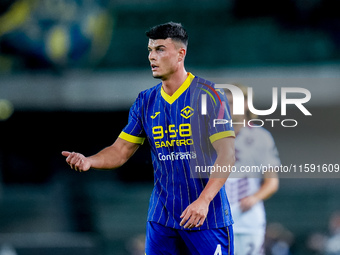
[[207, 87, 235, 144], [119, 93, 146, 144]]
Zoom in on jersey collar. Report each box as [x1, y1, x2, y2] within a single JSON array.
[[161, 73, 195, 104]]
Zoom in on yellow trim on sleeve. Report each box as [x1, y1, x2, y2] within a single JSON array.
[[209, 131, 235, 144], [119, 131, 145, 144], [161, 73, 195, 104]]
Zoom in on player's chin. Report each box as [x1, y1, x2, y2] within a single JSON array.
[[151, 71, 163, 79], [152, 74, 163, 79]]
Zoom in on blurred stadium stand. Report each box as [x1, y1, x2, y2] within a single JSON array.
[[0, 0, 340, 254], [0, 0, 339, 71]]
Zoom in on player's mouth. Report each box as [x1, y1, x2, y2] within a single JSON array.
[[151, 64, 159, 71]]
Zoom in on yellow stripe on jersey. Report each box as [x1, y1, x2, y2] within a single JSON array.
[[161, 72, 195, 104], [119, 131, 145, 144], [209, 130, 235, 144]]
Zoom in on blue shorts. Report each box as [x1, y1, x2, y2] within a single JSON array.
[[145, 221, 234, 255]]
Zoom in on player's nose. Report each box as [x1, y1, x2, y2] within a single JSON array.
[[148, 50, 156, 61]]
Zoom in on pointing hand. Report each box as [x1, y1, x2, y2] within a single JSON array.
[[62, 151, 91, 172]]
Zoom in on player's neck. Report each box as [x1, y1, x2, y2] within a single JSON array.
[[161, 68, 188, 96]]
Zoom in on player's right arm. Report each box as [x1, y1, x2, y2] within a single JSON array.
[[62, 137, 140, 172]]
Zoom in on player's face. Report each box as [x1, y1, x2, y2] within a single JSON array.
[[148, 38, 184, 80]]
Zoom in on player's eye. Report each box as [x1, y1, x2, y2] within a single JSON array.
[[156, 47, 165, 52]]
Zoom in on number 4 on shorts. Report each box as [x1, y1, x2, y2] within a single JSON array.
[[214, 244, 222, 255]]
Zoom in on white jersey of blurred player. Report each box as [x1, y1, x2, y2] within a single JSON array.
[[224, 85, 280, 255], [226, 126, 280, 254]]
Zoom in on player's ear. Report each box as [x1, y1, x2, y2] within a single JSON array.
[[178, 48, 186, 62]]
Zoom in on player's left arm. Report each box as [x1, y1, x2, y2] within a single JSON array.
[[180, 137, 235, 229], [240, 172, 279, 212]]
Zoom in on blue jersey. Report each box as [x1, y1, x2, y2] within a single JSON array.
[[119, 73, 235, 230]]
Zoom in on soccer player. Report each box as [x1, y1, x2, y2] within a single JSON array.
[[224, 85, 280, 255], [62, 22, 236, 254]]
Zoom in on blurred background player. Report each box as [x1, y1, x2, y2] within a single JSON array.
[[224, 85, 280, 255]]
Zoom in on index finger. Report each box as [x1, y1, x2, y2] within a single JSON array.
[[62, 151, 71, 157]]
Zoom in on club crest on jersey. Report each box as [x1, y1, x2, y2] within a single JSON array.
[[180, 106, 194, 119]]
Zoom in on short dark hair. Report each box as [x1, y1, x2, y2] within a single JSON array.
[[146, 22, 188, 47]]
